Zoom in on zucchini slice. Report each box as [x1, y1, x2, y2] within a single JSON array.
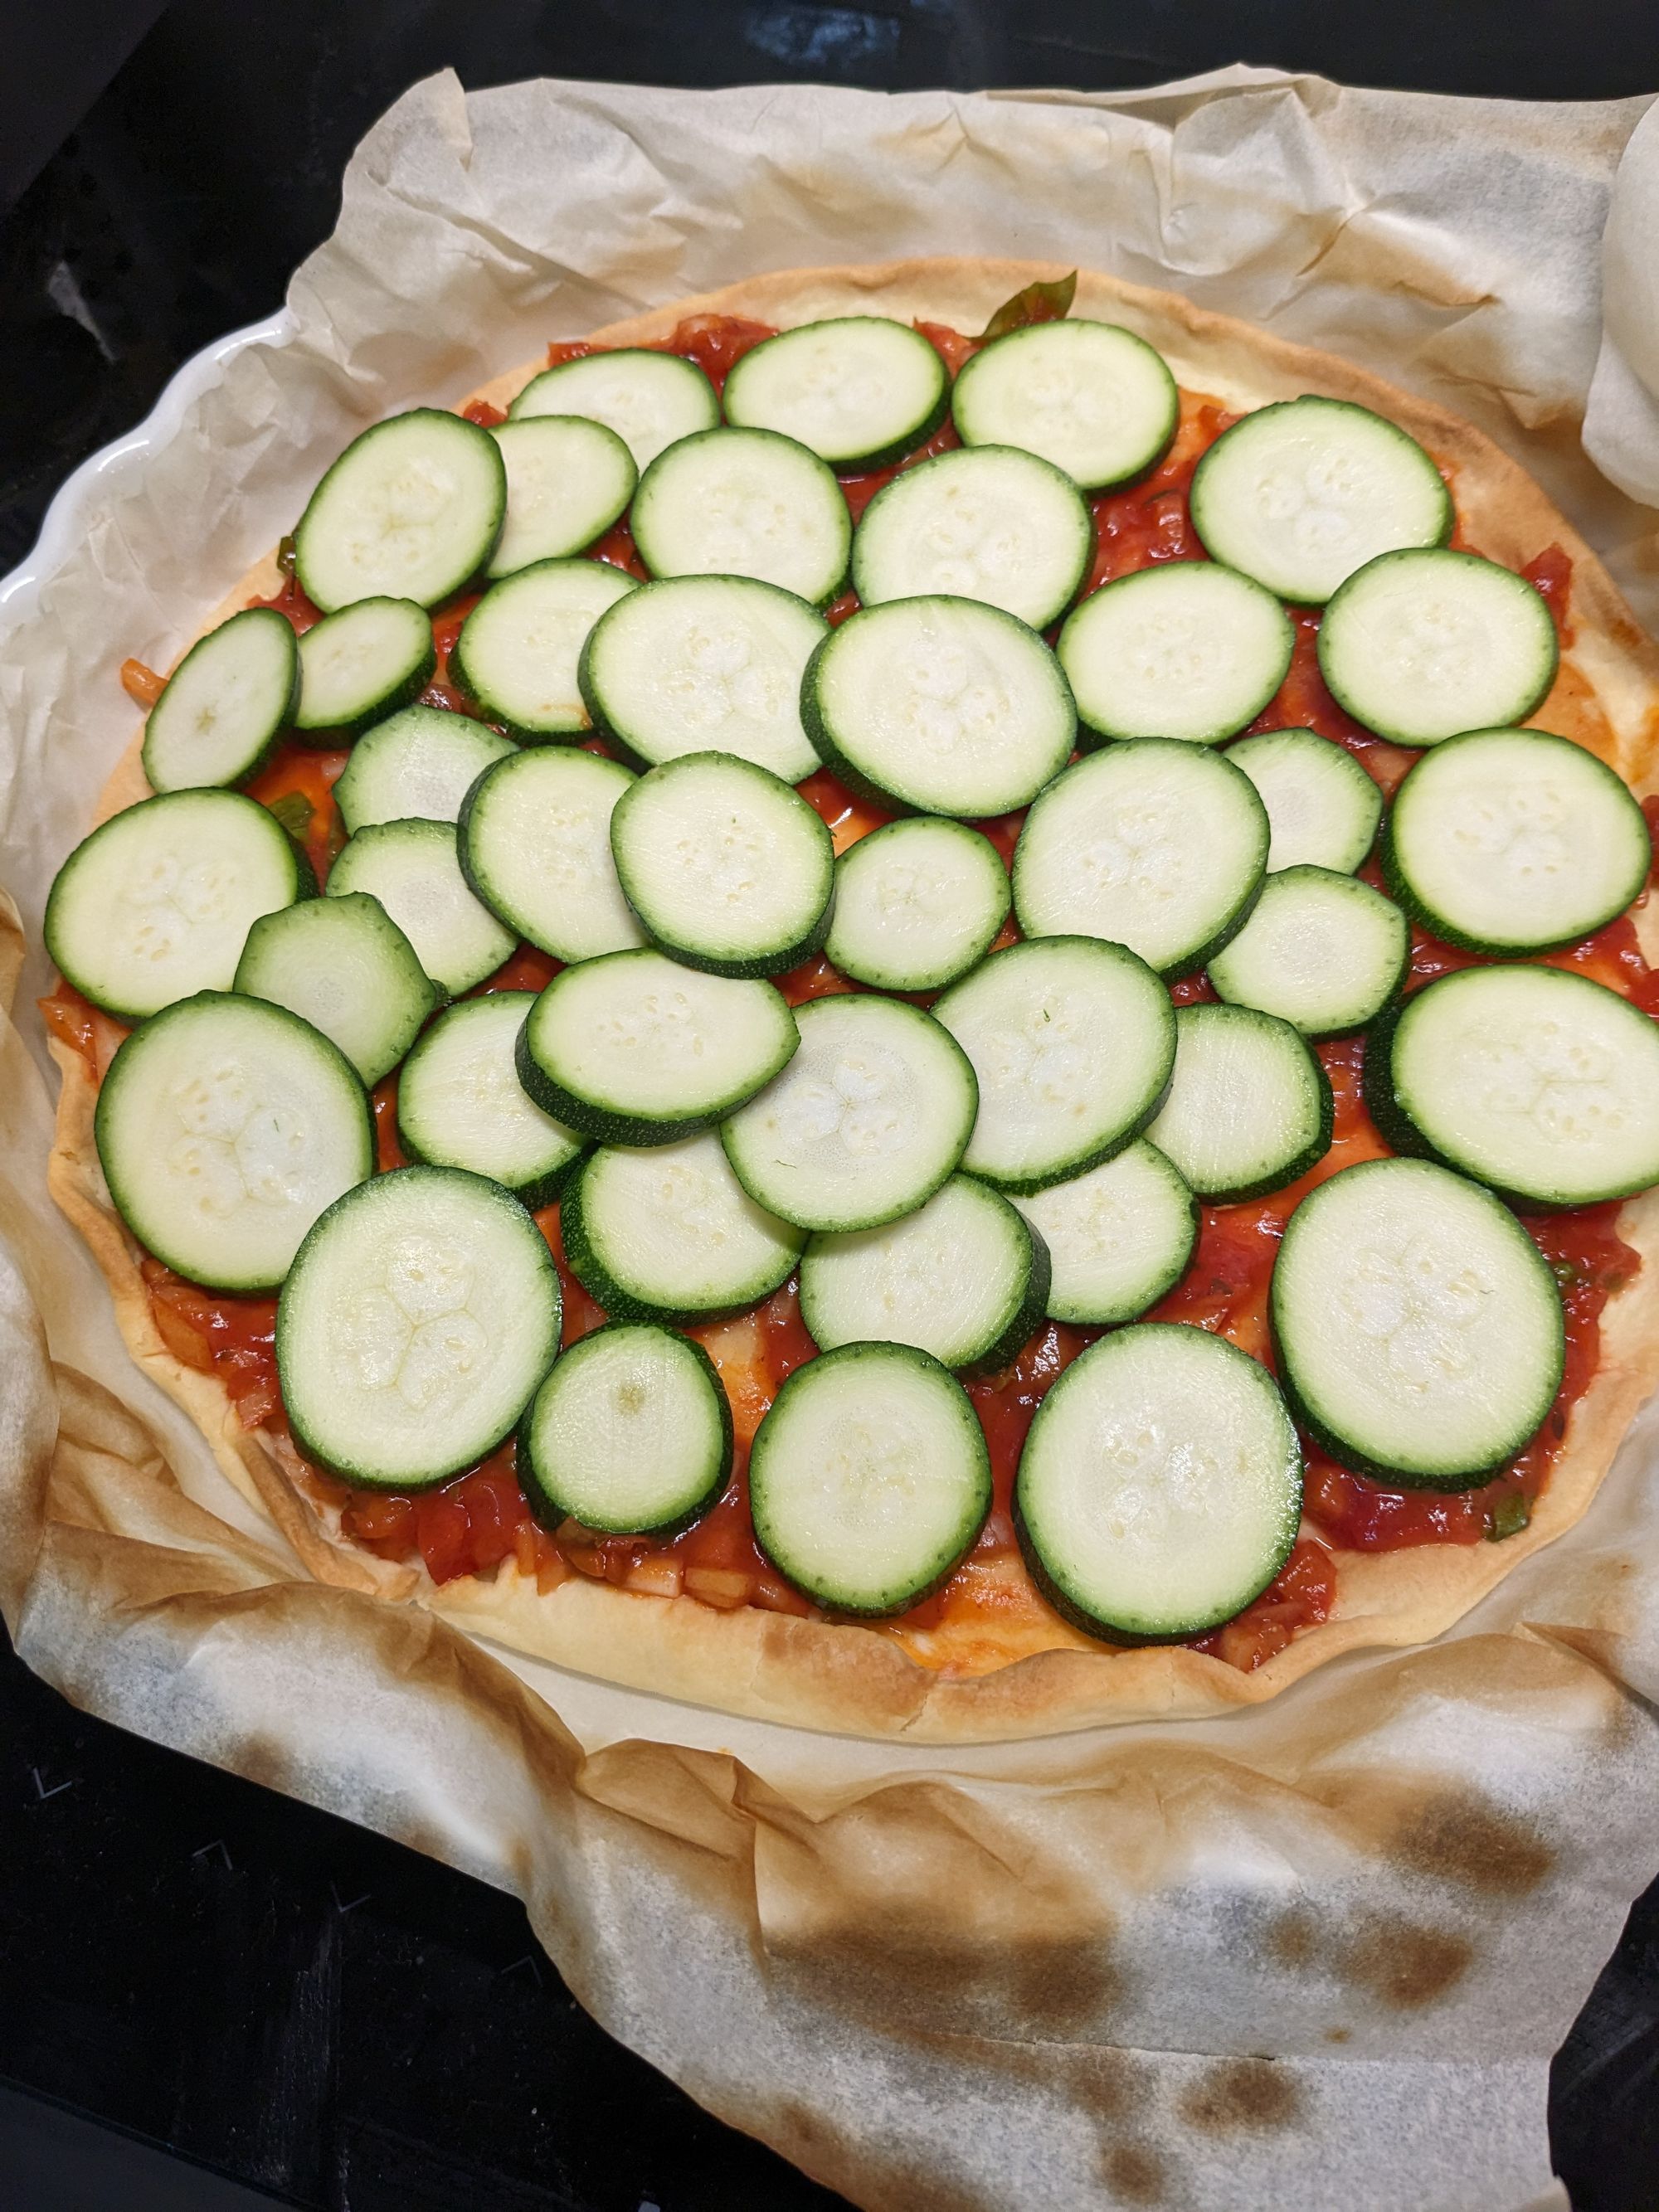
[[1146, 1003, 1333, 1202], [825, 817, 1010, 994], [327, 819, 516, 1000], [748, 1342, 991, 1614], [1382, 727, 1651, 952], [1190, 396, 1452, 605], [1012, 1140, 1198, 1327], [950, 320, 1178, 490], [1272, 1157, 1564, 1486], [294, 410, 506, 612], [518, 950, 799, 1146], [561, 1132, 804, 1325], [458, 746, 645, 963], [1366, 964, 1659, 1208], [276, 1165, 562, 1489], [1316, 548, 1558, 746], [94, 991, 374, 1292], [609, 751, 834, 977], [45, 790, 309, 1023], [518, 1325, 732, 1539], [333, 705, 518, 834], [721, 994, 977, 1232], [1012, 740, 1268, 979], [1206, 866, 1409, 1038], [578, 575, 828, 784], [486, 416, 636, 577], [233, 890, 436, 1087], [933, 936, 1175, 1194], [803, 596, 1076, 819], [141, 608, 300, 793], [396, 994, 587, 1209], [800, 1173, 1049, 1375], [1057, 560, 1294, 746], [631, 427, 852, 607], [1016, 1324, 1302, 1640], [851, 445, 1092, 629], [722, 316, 949, 469], [450, 558, 637, 740], [1224, 727, 1383, 875], [293, 597, 435, 737], [509, 348, 719, 472]]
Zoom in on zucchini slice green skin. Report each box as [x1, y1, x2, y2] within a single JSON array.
[[508, 348, 720, 473], [457, 746, 645, 965], [1011, 741, 1269, 981], [394, 993, 588, 1211], [1205, 865, 1411, 1040], [1270, 1156, 1564, 1489], [722, 315, 950, 472], [950, 319, 1180, 492], [517, 1324, 733, 1540], [933, 936, 1176, 1195], [45, 790, 312, 1023], [825, 818, 1010, 994], [1014, 1324, 1302, 1642], [720, 994, 979, 1232], [1362, 965, 1659, 1210], [141, 608, 301, 793], [560, 1135, 804, 1326], [608, 751, 834, 979], [517, 950, 800, 1148], [630, 426, 853, 609], [1056, 560, 1295, 748], [1316, 547, 1559, 748], [292, 597, 436, 738], [94, 990, 376, 1294], [1224, 727, 1384, 877], [1380, 727, 1652, 954], [577, 575, 828, 785], [294, 409, 507, 614], [333, 705, 518, 834], [326, 819, 516, 1001], [276, 1164, 562, 1490], [850, 443, 1092, 629], [1146, 1003, 1334, 1203], [233, 889, 437, 1088], [450, 558, 637, 740], [1189, 396, 1453, 605], [1012, 1141, 1199, 1328], [748, 1341, 993, 1615], [798, 1174, 1051, 1378], [801, 595, 1076, 820]]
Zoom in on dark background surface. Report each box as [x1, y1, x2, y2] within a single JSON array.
[[6, 3, 1659, 2206]]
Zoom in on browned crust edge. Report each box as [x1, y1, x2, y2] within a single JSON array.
[[43, 257, 1659, 1743]]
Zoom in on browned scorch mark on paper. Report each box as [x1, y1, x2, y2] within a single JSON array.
[[1178, 2056, 1303, 2134]]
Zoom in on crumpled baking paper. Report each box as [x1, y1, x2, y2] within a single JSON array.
[[4, 66, 1659, 2212]]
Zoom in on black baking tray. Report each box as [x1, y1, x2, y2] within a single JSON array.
[[6, 5, 1659, 2206]]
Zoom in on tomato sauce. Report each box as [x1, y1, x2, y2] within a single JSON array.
[[58, 314, 1649, 1679]]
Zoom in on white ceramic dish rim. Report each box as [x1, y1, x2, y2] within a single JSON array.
[[0, 309, 294, 628]]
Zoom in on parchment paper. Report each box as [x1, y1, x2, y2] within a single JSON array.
[[5, 67, 1659, 2212]]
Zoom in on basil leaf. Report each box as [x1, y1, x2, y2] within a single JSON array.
[[977, 270, 1078, 344], [265, 792, 313, 841]]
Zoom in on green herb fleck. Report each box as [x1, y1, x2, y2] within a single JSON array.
[[978, 270, 1078, 344], [276, 533, 298, 580], [265, 792, 313, 842], [1487, 1492, 1531, 1543]]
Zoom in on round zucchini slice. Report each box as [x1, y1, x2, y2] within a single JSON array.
[[1016, 1325, 1302, 1641]]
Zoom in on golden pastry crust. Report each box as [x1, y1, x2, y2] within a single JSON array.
[[46, 259, 1659, 1741]]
